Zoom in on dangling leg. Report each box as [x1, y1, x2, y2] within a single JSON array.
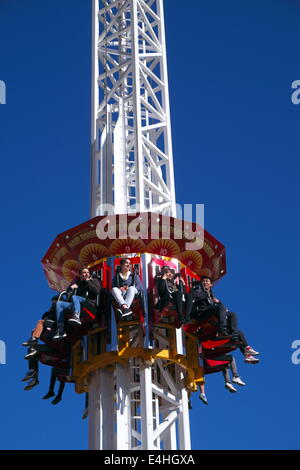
[[51, 379, 65, 405], [43, 368, 56, 399], [231, 357, 246, 386]]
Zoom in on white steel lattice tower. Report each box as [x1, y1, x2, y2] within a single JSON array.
[[91, 0, 176, 217], [88, 0, 191, 450]]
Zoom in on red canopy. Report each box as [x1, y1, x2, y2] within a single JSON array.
[[41, 212, 226, 291]]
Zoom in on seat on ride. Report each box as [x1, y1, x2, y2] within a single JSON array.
[[203, 356, 231, 375], [35, 343, 71, 370], [39, 350, 71, 371], [179, 267, 200, 294], [201, 338, 238, 359]]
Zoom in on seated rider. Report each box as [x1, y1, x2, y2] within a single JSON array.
[[156, 267, 193, 325], [191, 276, 230, 338], [111, 258, 143, 321], [54, 266, 101, 339]]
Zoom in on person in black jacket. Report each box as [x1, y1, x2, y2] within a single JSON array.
[[54, 267, 101, 338], [156, 267, 193, 325], [191, 276, 230, 338]]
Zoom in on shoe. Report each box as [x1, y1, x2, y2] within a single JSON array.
[[244, 345, 259, 356], [82, 407, 89, 420], [42, 391, 55, 400], [244, 354, 259, 364], [232, 376, 246, 386], [117, 308, 123, 318], [22, 338, 38, 347], [24, 348, 38, 359], [121, 308, 133, 318], [51, 395, 62, 405], [21, 371, 37, 382], [68, 317, 81, 325], [24, 379, 39, 391], [53, 330, 67, 340], [199, 393, 208, 405], [125, 314, 135, 322], [225, 382, 237, 393]]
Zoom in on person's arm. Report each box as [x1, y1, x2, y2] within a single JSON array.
[[156, 278, 167, 297]]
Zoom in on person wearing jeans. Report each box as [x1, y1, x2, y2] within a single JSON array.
[[54, 267, 101, 339]]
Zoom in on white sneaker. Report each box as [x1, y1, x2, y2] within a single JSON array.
[[225, 382, 237, 393], [199, 393, 208, 405], [244, 354, 259, 364], [244, 345, 259, 356], [232, 376, 246, 386]]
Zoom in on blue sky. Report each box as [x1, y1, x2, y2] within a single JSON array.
[[0, 0, 299, 450]]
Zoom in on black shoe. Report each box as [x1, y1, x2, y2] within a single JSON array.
[[24, 378, 39, 391], [21, 371, 37, 382], [68, 317, 81, 326], [122, 308, 133, 317], [22, 338, 38, 347], [52, 330, 67, 340], [120, 308, 133, 321], [24, 348, 38, 360], [176, 318, 184, 328], [43, 391, 55, 400], [51, 395, 62, 405]]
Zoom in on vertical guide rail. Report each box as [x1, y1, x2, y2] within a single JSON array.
[[88, 0, 191, 450]]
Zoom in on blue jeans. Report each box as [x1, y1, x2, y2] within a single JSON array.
[[71, 295, 86, 318], [55, 295, 86, 327]]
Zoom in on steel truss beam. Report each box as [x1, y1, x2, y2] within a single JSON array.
[[91, 0, 176, 217]]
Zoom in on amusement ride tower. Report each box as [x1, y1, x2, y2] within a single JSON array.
[[40, 0, 227, 452], [89, 0, 190, 450]]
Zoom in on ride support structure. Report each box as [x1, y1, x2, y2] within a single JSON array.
[[88, 0, 190, 450], [40, 0, 227, 451], [91, 0, 176, 217]]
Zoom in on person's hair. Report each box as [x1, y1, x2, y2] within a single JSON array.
[[201, 275, 213, 282], [162, 266, 171, 273], [79, 267, 90, 274], [120, 258, 131, 266]]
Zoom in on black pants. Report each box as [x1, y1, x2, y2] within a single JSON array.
[[192, 302, 227, 332], [158, 291, 193, 321], [49, 368, 65, 397], [28, 350, 39, 376], [226, 311, 248, 352]]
